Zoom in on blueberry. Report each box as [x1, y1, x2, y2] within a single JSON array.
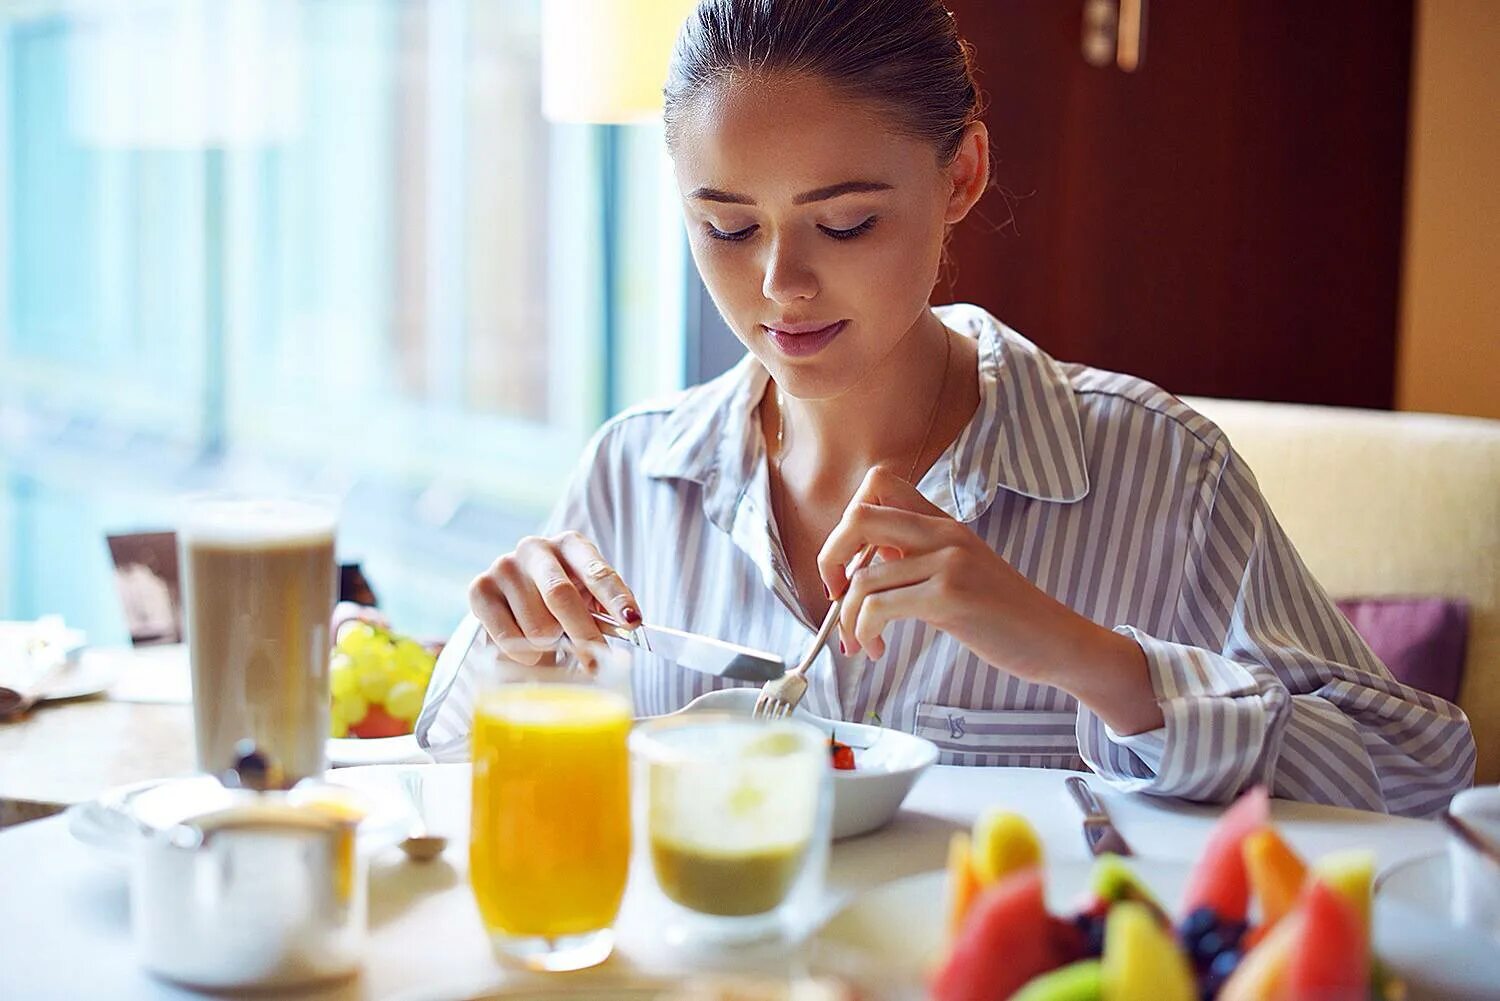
[[1219, 920, 1248, 947], [1072, 912, 1107, 958], [1193, 929, 1228, 966], [1203, 949, 1243, 995], [1179, 906, 1218, 945]]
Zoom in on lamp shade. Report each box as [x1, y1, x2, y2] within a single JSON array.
[[542, 0, 698, 124]]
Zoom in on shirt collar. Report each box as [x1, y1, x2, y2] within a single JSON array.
[[639, 304, 1089, 532]]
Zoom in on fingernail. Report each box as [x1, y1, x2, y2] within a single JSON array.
[[622, 606, 641, 625]]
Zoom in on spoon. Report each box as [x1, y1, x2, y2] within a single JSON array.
[[1443, 810, 1500, 868], [397, 769, 448, 862], [0, 655, 70, 721]]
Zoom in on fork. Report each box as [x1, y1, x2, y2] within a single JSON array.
[[753, 546, 877, 720]]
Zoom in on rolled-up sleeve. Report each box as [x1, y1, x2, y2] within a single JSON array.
[[1075, 444, 1476, 818], [416, 420, 626, 755]]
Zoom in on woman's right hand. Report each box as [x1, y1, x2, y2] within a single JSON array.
[[467, 531, 641, 656]]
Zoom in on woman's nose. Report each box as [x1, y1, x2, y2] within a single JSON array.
[[761, 240, 819, 304]]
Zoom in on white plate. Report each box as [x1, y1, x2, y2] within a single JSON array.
[[818, 858, 1190, 977], [673, 688, 939, 840], [35, 653, 117, 703], [327, 733, 430, 767], [1374, 852, 1500, 999]]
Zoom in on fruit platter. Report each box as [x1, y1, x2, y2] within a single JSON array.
[[822, 787, 1402, 1001], [328, 621, 439, 739]]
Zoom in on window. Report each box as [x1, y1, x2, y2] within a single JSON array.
[[0, 0, 689, 639]]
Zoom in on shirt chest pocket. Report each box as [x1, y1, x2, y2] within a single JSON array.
[[913, 703, 1088, 771]]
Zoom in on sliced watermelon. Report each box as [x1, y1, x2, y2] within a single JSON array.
[[1311, 849, 1375, 934], [932, 868, 1064, 1001], [1180, 786, 1271, 923], [1283, 880, 1368, 1001], [1243, 827, 1307, 930]]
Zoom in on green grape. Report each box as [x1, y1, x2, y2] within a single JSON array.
[[357, 660, 393, 704], [332, 691, 368, 728], [336, 622, 380, 656], [393, 638, 433, 677], [330, 654, 357, 699], [386, 680, 424, 722]]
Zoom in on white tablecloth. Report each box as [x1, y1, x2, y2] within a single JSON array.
[[0, 766, 1450, 1000]]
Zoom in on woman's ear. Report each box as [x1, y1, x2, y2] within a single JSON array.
[[943, 121, 990, 225]]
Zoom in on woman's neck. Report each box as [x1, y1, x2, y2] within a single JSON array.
[[766, 309, 978, 503]]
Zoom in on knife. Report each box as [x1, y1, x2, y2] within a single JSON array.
[[590, 612, 786, 683], [1066, 776, 1134, 857]]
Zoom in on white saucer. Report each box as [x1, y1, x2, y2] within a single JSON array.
[[673, 688, 939, 840], [66, 771, 414, 861], [1375, 851, 1500, 999]]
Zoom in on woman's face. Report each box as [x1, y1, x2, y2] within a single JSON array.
[[671, 74, 985, 400]]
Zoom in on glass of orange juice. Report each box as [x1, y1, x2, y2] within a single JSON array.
[[468, 636, 632, 972]]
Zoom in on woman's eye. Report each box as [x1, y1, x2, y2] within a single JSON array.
[[819, 216, 878, 241], [706, 223, 757, 242]]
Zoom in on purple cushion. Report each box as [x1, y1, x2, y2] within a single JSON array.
[[1335, 597, 1470, 703]]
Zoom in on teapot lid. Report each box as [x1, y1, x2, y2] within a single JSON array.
[[129, 744, 374, 836]]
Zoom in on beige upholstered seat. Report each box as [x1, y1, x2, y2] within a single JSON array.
[[1185, 397, 1500, 783]]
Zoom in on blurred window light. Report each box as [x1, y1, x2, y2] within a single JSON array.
[[0, 0, 688, 639]]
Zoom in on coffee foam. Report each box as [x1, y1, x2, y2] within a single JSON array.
[[179, 496, 337, 548]]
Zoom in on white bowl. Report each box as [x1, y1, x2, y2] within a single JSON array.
[[672, 688, 939, 839]]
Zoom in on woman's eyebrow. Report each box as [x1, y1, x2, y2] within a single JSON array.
[[689, 180, 895, 206]]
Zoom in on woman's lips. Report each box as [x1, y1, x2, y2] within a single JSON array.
[[763, 319, 848, 358]]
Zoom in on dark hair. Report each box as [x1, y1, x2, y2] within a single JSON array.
[[663, 0, 985, 166]]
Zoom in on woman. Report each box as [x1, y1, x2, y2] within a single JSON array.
[[424, 0, 1473, 817]]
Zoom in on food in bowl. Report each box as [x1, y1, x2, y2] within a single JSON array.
[[935, 787, 1397, 1001], [829, 733, 856, 771], [329, 622, 438, 738]]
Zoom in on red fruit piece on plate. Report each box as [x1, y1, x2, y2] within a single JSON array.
[[1283, 879, 1368, 1001], [1180, 785, 1270, 923], [347, 704, 410, 739], [932, 868, 1064, 1001]]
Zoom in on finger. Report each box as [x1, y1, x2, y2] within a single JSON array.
[[853, 578, 943, 661], [819, 502, 959, 598], [467, 568, 540, 664], [838, 551, 945, 655], [852, 465, 949, 516], [515, 538, 605, 647], [554, 531, 641, 627]]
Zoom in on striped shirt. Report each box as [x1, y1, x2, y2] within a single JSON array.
[[421, 304, 1475, 817]]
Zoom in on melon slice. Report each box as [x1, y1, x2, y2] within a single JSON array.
[[947, 831, 983, 938], [973, 810, 1044, 885], [1218, 913, 1300, 1001], [1284, 879, 1368, 1001], [1010, 959, 1103, 1001], [1101, 901, 1196, 1001], [931, 868, 1063, 1001], [1243, 827, 1307, 929], [1091, 854, 1169, 925], [1180, 786, 1271, 922]]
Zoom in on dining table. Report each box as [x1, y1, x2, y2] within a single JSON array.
[[0, 747, 1479, 1001]]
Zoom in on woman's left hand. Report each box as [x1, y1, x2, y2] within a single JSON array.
[[818, 468, 1157, 734]]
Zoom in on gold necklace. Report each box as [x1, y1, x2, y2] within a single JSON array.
[[772, 328, 954, 602]]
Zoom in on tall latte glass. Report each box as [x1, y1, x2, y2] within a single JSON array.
[[178, 496, 338, 784]]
